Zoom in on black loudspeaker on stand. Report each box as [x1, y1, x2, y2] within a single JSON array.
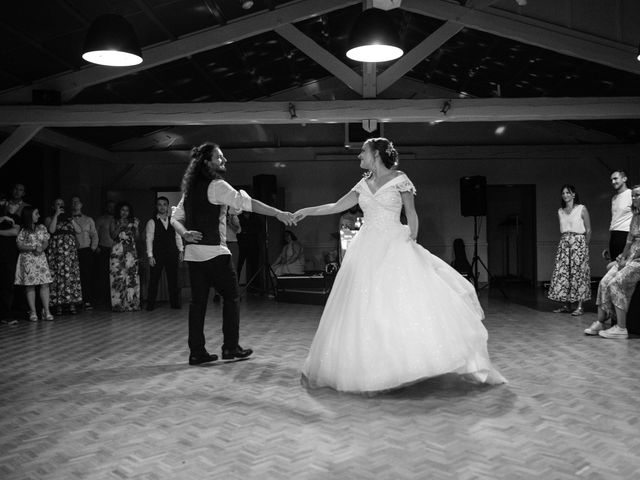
[[459, 176, 506, 297], [242, 174, 279, 297]]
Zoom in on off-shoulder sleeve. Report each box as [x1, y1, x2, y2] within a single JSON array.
[[351, 178, 366, 195], [396, 174, 416, 195]]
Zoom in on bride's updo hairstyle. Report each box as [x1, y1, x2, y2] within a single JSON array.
[[365, 137, 399, 169]]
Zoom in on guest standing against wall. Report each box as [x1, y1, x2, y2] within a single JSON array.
[[548, 185, 592, 316], [15, 206, 53, 321], [608, 170, 632, 261], [71, 196, 98, 311], [145, 196, 183, 311], [236, 211, 260, 287], [95, 200, 115, 308], [7, 183, 30, 217], [109, 202, 140, 312], [45, 199, 82, 316]]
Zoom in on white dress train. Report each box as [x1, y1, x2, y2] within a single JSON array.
[[301, 173, 506, 393]]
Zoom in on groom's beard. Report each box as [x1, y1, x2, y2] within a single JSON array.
[[205, 165, 226, 179]]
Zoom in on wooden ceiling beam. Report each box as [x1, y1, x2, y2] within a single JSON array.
[[1, 97, 639, 127], [30, 128, 117, 162], [111, 143, 640, 165], [377, 21, 464, 94], [0, 126, 43, 167], [275, 24, 363, 95], [401, 0, 640, 75], [0, 0, 359, 104]]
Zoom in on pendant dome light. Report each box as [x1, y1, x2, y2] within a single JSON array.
[[82, 14, 143, 67], [346, 7, 403, 62]]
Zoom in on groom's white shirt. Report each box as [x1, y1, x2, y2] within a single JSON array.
[[172, 179, 252, 262]]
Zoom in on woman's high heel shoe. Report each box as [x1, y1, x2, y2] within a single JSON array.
[[42, 309, 54, 321], [28, 311, 38, 322]]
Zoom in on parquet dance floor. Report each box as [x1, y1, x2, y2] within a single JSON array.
[[1, 292, 639, 480]]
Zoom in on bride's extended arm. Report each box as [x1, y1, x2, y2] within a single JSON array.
[[401, 191, 419, 240], [294, 191, 358, 222]]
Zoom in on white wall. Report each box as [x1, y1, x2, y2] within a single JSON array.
[[60, 147, 636, 283]]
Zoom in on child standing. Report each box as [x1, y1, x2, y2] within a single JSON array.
[[15, 206, 54, 321]]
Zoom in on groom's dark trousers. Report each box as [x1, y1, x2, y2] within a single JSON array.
[[187, 254, 239, 354]]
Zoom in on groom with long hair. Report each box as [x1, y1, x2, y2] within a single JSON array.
[[171, 142, 294, 365]]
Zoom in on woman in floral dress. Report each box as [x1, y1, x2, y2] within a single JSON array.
[[584, 184, 640, 339], [109, 202, 141, 311], [45, 198, 82, 315], [547, 185, 592, 316], [15, 206, 54, 321]]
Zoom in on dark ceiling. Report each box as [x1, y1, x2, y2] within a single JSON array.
[[2, 0, 640, 150]]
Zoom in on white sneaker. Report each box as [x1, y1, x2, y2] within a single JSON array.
[[584, 321, 605, 335], [598, 325, 628, 339]]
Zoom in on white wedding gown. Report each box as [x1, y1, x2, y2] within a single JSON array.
[[301, 173, 506, 392]]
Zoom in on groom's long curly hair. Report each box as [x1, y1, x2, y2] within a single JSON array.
[[180, 142, 222, 197]]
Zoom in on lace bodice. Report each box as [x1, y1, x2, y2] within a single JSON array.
[[351, 173, 416, 228]]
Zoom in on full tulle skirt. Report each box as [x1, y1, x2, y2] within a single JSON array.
[[301, 223, 506, 393]]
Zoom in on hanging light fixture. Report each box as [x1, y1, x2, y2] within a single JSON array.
[[346, 7, 403, 62], [82, 14, 143, 67]]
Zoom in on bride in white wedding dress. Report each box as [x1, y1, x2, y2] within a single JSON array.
[[293, 138, 506, 393]]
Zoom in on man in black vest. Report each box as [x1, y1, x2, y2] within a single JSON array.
[[171, 142, 294, 365], [146, 196, 183, 311]]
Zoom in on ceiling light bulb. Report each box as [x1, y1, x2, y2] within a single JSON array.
[[346, 8, 403, 62], [82, 14, 142, 67]]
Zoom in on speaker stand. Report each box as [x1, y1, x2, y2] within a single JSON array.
[[470, 216, 508, 299], [241, 217, 278, 298]]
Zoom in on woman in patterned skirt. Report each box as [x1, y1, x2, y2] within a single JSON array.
[[584, 185, 640, 339], [548, 184, 592, 316], [45, 198, 82, 315], [109, 201, 140, 312], [15, 206, 54, 321]]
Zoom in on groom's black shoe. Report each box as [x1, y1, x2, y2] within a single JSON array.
[[221, 346, 253, 360], [189, 352, 218, 365]]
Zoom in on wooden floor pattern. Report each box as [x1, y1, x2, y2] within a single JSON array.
[[1, 293, 639, 480]]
